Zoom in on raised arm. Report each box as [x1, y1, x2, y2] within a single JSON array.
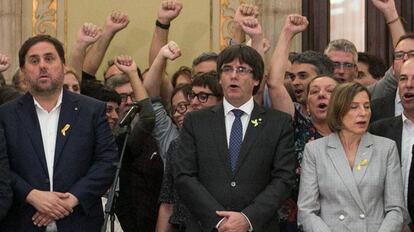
[[0, 54, 10, 73], [148, 0, 182, 66], [83, 11, 129, 76], [144, 41, 181, 98], [371, 0, 405, 48], [69, 23, 101, 79], [267, 15, 308, 117], [231, 3, 259, 45]]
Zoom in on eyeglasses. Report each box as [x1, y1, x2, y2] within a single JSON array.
[[119, 92, 135, 103], [394, 51, 414, 60], [172, 102, 190, 115], [188, 91, 214, 103], [220, 65, 253, 76], [332, 62, 356, 70]]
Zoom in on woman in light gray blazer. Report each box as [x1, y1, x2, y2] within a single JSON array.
[[298, 82, 405, 232]]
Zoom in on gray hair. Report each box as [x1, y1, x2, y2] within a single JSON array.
[[324, 39, 358, 63]]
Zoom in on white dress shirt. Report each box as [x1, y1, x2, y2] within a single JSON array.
[[223, 97, 254, 147], [401, 113, 414, 222], [33, 90, 63, 191], [395, 89, 403, 116]]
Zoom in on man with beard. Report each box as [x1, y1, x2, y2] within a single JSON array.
[[0, 35, 118, 231]]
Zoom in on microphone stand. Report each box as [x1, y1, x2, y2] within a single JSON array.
[[101, 123, 131, 232]]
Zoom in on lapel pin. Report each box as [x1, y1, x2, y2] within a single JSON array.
[[356, 159, 368, 171], [250, 118, 262, 127], [61, 124, 70, 136], [74, 107, 78, 111]]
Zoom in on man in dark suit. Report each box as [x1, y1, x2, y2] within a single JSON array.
[[173, 45, 296, 232], [0, 128, 12, 222], [370, 58, 414, 231], [0, 35, 118, 231]]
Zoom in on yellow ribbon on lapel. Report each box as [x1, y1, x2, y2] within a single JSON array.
[[356, 159, 368, 171], [61, 124, 70, 136]]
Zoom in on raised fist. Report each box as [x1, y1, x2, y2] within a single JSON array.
[[234, 3, 259, 25], [76, 23, 102, 47], [114, 55, 137, 75], [241, 18, 263, 37], [283, 14, 309, 35], [160, 41, 181, 61], [157, 0, 183, 24], [105, 11, 129, 34], [0, 54, 10, 72]]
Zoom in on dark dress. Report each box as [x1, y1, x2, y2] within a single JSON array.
[[279, 106, 322, 232]]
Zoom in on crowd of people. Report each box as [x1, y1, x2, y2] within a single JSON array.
[[0, 0, 413, 231]]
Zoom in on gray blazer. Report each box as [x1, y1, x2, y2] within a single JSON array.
[[298, 132, 405, 232]]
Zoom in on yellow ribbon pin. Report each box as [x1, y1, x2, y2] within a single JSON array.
[[61, 124, 70, 136], [356, 159, 368, 171], [250, 118, 262, 127]]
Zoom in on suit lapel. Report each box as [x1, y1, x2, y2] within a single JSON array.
[[234, 103, 265, 175], [327, 133, 366, 212], [392, 116, 403, 157], [16, 93, 48, 175], [211, 104, 233, 178], [352, 134, 374, 186], [54, 91, 80, 166]]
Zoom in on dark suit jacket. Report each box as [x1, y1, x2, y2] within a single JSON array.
[[0, 90, 118, 232], [0, 128, 12, 222], [370, 94, 396, 123], [369, 116, 414, 229], [173, 102, 296, 232]]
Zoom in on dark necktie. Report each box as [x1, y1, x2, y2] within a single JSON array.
[[229, 109, 244, 172]]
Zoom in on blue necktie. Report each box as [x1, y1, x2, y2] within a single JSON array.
[[229, 109, 244, 172]]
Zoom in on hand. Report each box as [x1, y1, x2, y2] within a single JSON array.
[[234, 3, 259, 25], [241, 18, 263, 38], [0, 54, 10, 72], [216, 211, 250, 232], [76, 23, 102, 47], [60, 192, 79, 209], [114, 55, 138, 75], [371, 0, 396, 13], [283, 14, 309, 36], [257, 37, 271, 55], [157, 0, 183, 25], [105, 11, 129, 34], [32, 212, 54, 227], [160, 41, 181, 60], [26, 190, 73, 219]]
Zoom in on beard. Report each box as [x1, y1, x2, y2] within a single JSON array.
[[28, 76, 63, 96]]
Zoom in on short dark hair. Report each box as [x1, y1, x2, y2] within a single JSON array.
[[192, 52, 218, 67], [357, 52, 387, 79], [171, 66, 192, 87], [192, 71, 223, 100], [170, 84, 192, 112], [291, 50, 335, 76], [395, 32, 414, 49], [19, 34, 65, 67], [217, 44, 264, 95], [327, 82, 370, 132], [81, 80, 121, 105]]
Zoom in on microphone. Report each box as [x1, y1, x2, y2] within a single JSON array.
[[119, 104, 140, 127]]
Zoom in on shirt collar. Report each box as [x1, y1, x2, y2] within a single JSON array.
[[33, 89, 63, 113], [223, 97, 254, 116]]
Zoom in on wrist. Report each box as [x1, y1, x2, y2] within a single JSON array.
[[383, 10, 399, 22], [157, 17, 171, 25], [156, 19, 170, 30]]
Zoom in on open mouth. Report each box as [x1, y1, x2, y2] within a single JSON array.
[[294, 89, 304, 95], [403, 92, 414, 100], [356, 121, 367, 126], [317, 103, 328, 110]]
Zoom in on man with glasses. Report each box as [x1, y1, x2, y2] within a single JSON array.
[[324, 39, 359, 83], [371, 33, 414, 123], [189, 71, 223, 110], [174, 44, 295, 232]]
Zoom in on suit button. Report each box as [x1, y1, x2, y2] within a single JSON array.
[[359, 214, 365, 219], [230, 181, 236, 187], [339, 215, 345, 221]]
